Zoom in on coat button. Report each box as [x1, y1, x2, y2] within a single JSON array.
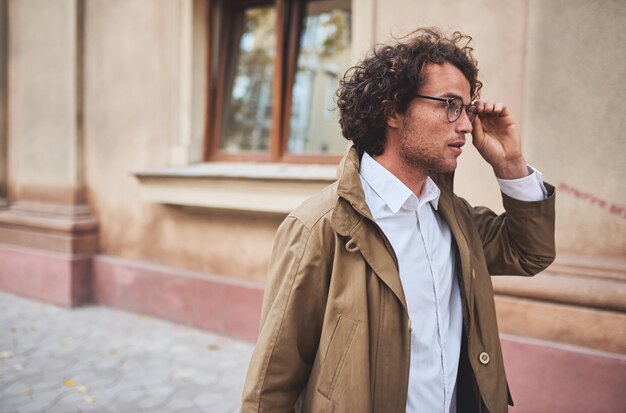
[[479, 352, 490, 365]]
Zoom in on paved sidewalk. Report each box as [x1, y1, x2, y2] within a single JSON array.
[[0, 291, 254, 413]]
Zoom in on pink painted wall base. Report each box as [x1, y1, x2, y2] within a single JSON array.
[[0, 244, 92, 307], [504, 335, 626, 413], [93, 255, 263, 342]]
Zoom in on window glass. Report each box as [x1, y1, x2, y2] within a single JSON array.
[[219, 6, 276, 153], [287, 0, 352, 155]]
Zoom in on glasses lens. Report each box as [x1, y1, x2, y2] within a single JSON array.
[[448, 98, 463, 122], [466, 105, 477, 122]]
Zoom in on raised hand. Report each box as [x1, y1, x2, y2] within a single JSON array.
[[471, 101, 529, 179]]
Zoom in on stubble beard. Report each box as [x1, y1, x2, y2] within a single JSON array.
[[398, 124, 458, 176]]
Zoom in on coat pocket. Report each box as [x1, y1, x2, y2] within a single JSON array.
[[317, 315, 359, 400]]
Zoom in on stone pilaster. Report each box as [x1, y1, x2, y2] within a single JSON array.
[[0, 0, 96, 307]]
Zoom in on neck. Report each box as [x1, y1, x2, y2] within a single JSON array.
[[373, 150, 429, 197]]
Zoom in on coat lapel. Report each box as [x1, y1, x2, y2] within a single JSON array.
[[351, 218, 407, 312], [432, 175, 472, 316], [331, 147, 408, 313]]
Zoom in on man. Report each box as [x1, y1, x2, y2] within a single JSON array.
[[241, 28, 555, 413]]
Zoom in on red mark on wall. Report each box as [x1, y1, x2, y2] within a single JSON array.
[[558, 182, 626, 220]]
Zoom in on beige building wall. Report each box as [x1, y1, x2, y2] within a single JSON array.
[[80, 0, 625, 279], [524, 0, 626, 258], [83, 0, 280, 282], [7, 0, 83, 204]]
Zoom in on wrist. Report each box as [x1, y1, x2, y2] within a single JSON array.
[[492, 158, 529, 179]]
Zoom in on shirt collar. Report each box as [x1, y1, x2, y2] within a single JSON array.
[[359, 152, 441, 213]]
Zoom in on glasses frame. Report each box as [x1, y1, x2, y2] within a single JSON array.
[[414, 94, 477, 123]]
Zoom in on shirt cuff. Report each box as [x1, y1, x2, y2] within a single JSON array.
[[496, 166, 548, 202]]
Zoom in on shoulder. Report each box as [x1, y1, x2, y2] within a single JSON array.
[[286, 181, 339, 231]]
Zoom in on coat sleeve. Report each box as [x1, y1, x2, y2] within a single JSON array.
[[461, 182, 557, 276], [241, 215, 332, 412]]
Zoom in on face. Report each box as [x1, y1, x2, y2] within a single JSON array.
[[390, 62, 473, 175]]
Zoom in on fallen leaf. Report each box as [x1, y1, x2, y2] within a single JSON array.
[[13, 364, 23, 371], [63, 379, 76, 387], [30, 326, 36, 331], [11, 327, 16, 333], [139, 315, 150, 321], [207, 344, 220, 351], [62, 337, 75, 345], [76, 385, 89, 393], [107, 348, 118, 356], [0, 350, 14, 359], [84, 395, 95, 404], [21, 389, 32, 396]]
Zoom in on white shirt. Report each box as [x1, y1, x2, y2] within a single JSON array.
[[359, 152, 546, 413]]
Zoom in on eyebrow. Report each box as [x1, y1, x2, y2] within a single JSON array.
[[439, 92, 473, 104], [439, 92, 463, 99]]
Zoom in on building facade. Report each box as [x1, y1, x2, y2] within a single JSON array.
[[0, 0, 624, 411]]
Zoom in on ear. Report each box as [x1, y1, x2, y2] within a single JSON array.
[[386, 110, 402, 129], [382, 99, 402, 129]]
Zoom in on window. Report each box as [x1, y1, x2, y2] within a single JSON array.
[[206, 0, 352, 163]]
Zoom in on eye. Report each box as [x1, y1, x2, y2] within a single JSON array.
[[451, 99, 463, 115]]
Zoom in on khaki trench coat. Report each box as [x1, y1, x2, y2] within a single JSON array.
[[242, 147, 556, 413]]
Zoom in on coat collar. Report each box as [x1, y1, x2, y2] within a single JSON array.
[[333, 146, 372, 227]]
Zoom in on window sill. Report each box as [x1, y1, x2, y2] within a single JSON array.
[[133, 162, 338, 214]]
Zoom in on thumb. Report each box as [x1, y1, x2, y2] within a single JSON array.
[[471, 116, 485, 149]]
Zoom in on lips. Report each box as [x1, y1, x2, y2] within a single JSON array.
[[447, 140, 465, 155], [448, 139, 465, 148]]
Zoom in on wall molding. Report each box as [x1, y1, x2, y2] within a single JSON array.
[[492, 254, 626, 312], [134, 162, 336, 213]]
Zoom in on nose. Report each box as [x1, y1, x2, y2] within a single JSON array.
[[455, 109, 473, 134]]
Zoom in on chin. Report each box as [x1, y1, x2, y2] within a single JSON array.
[[433, 161, 457, 174]]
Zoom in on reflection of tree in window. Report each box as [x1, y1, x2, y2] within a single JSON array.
[[288, 3, 351, 155], [212, 0, 352, 160], [220, 7, 275, 153]]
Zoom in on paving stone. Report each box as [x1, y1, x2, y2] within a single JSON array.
[[0, 291, 253, 413]]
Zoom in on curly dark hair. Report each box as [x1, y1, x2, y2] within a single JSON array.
[[336, 27, 482, 156]]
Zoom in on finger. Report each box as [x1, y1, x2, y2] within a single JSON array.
[[493, 102, 505, 114], [496, 103, 510, 118], [470, 113, 484, 144], [477, 101, 496, 114]]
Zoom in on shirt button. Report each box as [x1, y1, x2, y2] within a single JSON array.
[[479, 352, 490, 365]]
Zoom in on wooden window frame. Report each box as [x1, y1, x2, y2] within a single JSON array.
[[204, 0, 343, 164]]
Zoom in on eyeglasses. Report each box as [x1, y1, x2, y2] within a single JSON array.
[[414, 94, 477, 123]]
